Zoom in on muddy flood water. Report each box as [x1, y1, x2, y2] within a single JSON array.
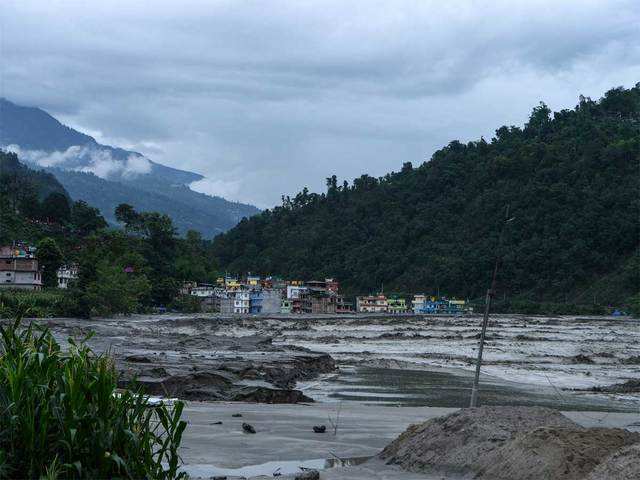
[[24, 312, 640, 412]]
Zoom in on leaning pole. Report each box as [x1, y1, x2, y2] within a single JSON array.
[[470, 206, 514, 408]]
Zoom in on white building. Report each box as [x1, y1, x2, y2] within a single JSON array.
[[191, 285, 216, 297], [233, 291, 250, 314], [286, 285, 308, 300], [57, 265, 78, 289]]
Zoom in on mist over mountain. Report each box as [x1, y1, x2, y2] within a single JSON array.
[[0, 98, 259, 236]]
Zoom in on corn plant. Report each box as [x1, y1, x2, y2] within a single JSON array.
[[0, 316, 187, 479]]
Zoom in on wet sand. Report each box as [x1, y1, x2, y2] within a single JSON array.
[[179, 401, 640, 479]]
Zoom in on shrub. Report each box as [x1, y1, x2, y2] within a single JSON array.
[[0, 317, 187, 479]]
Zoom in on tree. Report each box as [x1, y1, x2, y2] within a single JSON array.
[[71, 200, 107, 234], [40, 192, 71, 224], [37, 237, 64, 288], [115, 203, 139, 230]]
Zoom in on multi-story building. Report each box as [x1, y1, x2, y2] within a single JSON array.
[[247, 275, 261, 287], [57, 264, 78, 289], [356, 294, 388, 313], [249, 289, 282, 314], [301, 290, 337, 314], [325, 278, 339, 294], [233, 290, 250, 314], [412, 295, 469, 314], [0, 245, 42, 290], [281, 299, 292, 314], [387, 296, 408, 313], [336, 296, 354, 313], [286, 285, 308, 300], [223, 276, 242, 290]]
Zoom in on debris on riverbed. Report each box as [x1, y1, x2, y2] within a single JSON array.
[[242, 423, 256, 434], [379, 406, 640, 479], [589, 379, 640, 394]]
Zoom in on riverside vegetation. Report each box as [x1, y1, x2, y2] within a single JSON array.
[[1, 85, 638, 317], [0, 316, 186, 479]]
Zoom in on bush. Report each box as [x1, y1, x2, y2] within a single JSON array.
[[0, 290, 70, 319], [169, 295, 202, 313], [0, 317, 187, 479]]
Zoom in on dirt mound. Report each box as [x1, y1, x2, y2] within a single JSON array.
[[586, 443, 640, 480], [478, 427, 640, 480], [379, 406, 576, 475], [379, 406, 640, 479]]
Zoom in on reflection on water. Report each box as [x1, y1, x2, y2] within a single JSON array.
[[304, 366, 634, 412]]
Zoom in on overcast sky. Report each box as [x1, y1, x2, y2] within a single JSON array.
[[1, 0, 639, 208]]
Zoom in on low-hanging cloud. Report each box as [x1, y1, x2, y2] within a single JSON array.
[[5, 144, 153, 180]]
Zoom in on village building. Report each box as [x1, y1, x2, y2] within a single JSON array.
[[325, 278, 339, 293], [412, 295, 470, 314], [387, 295, 408, 313], [286, 285, 308, 300], [191, 284, 216, 297], [233, 290, 250, 314], [300, 290, 337, 314], [280, 299, 292, 314], [249, 289, 281, 314], [336, 296, 354, 313], [0, 244, 42, 290], [356, 294, 388, 313], [57, 264, 78, 289]]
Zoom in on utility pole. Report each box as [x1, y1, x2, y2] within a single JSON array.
[[470, 205, 515, 408]]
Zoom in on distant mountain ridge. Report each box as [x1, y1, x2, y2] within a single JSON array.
[[0, 98, 259, 236]]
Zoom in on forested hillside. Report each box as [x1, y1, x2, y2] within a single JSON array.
[[0, 98, 260, 237], [211, 85, 640, 306], [0, 151, 217, 317]]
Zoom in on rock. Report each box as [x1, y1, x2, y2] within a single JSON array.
[[571, 354, 594, 364], [227, 386, 313, 404], [477, 427, 640, 480], [242, 422, 256, 434], [620, 355, 640, 365], [585, 443, 640, 480], [379, 406, 577, 475], [312, 425, 326, 433], [122, 371, 235, 400], [124, 354, 152, 363], [592, 379, 640, 394], [294, 471, 320, 480]]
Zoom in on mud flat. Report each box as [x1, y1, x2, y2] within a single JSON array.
[[179, 402, 640, 479], [24, 315, 336, 403]]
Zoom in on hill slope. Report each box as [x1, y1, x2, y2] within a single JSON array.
[[211, 85, 640, 304], [0, 98, 259, 236]]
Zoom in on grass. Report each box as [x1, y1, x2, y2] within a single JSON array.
[[0, 290, 71, 319], [0, 315, 187, 479]]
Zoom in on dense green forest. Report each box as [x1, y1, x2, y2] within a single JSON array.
[[0, 151, 216, 317], [211, 85, 640, 308]]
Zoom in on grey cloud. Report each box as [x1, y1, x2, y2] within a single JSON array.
[[1, 0, 639, 207]]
